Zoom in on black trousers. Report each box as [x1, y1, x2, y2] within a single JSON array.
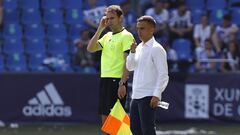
[[98, 78, 126, 115], [130, 96, 156, 135]]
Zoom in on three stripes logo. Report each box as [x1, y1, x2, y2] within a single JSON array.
[[22, 83, 72, 117]]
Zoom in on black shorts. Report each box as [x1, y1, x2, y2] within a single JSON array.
[[99, 78, 127, 115]]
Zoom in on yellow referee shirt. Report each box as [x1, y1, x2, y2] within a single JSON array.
[[98, 29, 134, 78]]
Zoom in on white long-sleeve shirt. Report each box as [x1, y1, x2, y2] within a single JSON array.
[[126, 37, 169, 100]]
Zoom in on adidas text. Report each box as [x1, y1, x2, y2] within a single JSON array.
[[23, 105, 72, 117]]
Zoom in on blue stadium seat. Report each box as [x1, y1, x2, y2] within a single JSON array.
[[47, 24, 67, 39], [84, 0, 106, 9], [186, 0, 205, 10], [209, 9, 228, 25], [3, 0, 18, 10], [3, 23, 23, 40], [25, 38, 46, 55], [3, 9, 19, 24], [21, 8, 42, 25], [231, 9, 240, 26], [229, 0, 240, 7], [65, 9, 84, 25], [191, 9, 206, 24], [54, 60, 74, 72], [43, 8, 63, 25], [19, 0, 40, 9], [107, 0, 126, 5], [206, 0, 227, 11], [24, 23, 45, 40], [3, 38, 24, 55], [55, 55, 73, 72], [62, 0, 82, 9], [6, 53, 28, 72], [42, 55, 72, 72], [68, 24, 84, 41], [172, 38, 192, 60], [28, 53, 49, 72], [47, 38, 69, 56], [0, 55, 5, 72], [83, 66, 97, 74], [41, 0, 62, 9]]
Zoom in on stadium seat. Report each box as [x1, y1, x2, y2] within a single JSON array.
[[47, 38, 69, 56], [231, 9, 240, 26], [25, 38, 46, 55], [54, 64, 74, 72], [186, 0, 205, 10], [84, 0, 106, 9], [107, 0, 126, 5], [62, 0, 83, 9], [206, 0, 227, 11], [83, 66, 97, 74], [3, 23, 22, 40], [191, 9, 206, 24], [209, 9, 228, 25], [43, 54, 72, 72], [19, 0, 40, 9], [3, 9, 19, 24], [41, 0, 62, 9], [65, 9, 84, 25], [43, 8, 63, 25], [3, 0, 18, 10], [24, 23, 45, 40], [3, 38, 24, 55], [0, 55, 5, 72], [47, 24, 67, 39], [28, 53, 49, 72], [172, 38, 192, 60], [21, 8, 42, 25], [6, 53, 28, 72], [68, 24, 84, 41], [229, 0, 240, 7]]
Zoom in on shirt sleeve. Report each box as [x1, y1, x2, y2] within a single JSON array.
[[98, 33, 108, 48], [122, 33, 134, 52], [169, 10, 177, 27], [152, 46, 169, 100], [126, 52, 137, 71], [194, 25, 200, 38], [186, 11, 193, 28]]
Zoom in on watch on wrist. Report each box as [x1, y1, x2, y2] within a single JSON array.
[[118, 81, 126, 86]]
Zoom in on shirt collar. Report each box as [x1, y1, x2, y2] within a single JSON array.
[[112, 28, 125, 35], [142, 36, 155, 47]]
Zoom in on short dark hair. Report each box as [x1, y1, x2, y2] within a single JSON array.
[[106, 5, 123, 17], [223, 14, 231, 21], [137, 15, 156, 28]]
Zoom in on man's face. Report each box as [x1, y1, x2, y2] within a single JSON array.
[[201, 16, 208, 25], [105, 11, 121, 29], [136, 21, 154, 42], [223, 19, 230, 27], [178, 5, 186, 16]]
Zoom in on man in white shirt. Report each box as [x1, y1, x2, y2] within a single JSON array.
[[145, 0, 169, 39], [169, 2, 193, 42], [126, 16, 169, 135]]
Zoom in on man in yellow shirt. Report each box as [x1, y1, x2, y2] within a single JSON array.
[[87, 5, 134, 125]]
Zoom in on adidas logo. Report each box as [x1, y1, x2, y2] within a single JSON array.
[[22, 83, 72, 117]]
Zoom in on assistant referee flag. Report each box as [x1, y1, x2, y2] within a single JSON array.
[[101, 100, 132, 135]]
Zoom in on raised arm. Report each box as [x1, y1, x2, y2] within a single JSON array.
[[87, 16, 108, 53], [126, 42, 138, 71]]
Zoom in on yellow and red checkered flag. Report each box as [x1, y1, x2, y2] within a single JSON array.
[[101, 100, 132, 135]]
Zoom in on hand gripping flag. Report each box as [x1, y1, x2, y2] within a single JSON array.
[[101, 100, 132, 135]]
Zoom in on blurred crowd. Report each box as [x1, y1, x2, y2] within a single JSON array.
[[75, 0, 240, 73], [1, 0, 240, 73]]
